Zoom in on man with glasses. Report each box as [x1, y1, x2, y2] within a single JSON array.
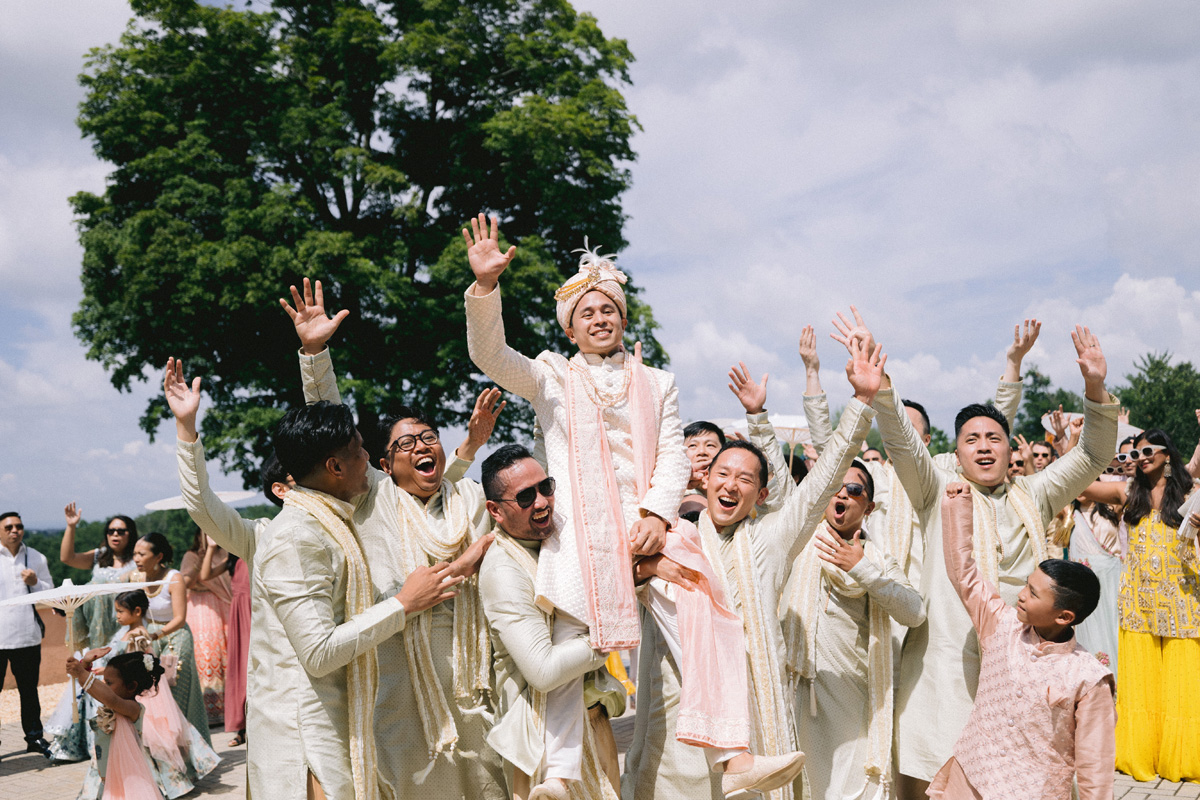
[[0, 512, 55, 758], [477, 444, 624, 800], [284, 278, 508, 800]]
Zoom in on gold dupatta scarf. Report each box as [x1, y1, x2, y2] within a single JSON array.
[[697, 512, 796, 800], [884, 462, 917, 570], [284, 487, 386, 800], [391, 479, 491, 760], [492, 531, 619, 800], [783, 521, 893, 785], [969, 481, 1047, 587]]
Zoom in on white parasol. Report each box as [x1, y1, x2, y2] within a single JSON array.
[[0, 579, 166, 720], [707, 413, 812, 470], [144, 490, 258, 511]]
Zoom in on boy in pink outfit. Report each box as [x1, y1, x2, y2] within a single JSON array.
[[929, 483, 1115, 800]]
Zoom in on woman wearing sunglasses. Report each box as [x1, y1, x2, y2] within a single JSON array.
[[1080, 429, 1199, 782]]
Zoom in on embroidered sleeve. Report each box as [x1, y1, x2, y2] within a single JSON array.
[[1074, 679, 1116, 800], [872, 383, 943, 514], [465, 284, 553, 402], [1029, 398, 1119, 525]]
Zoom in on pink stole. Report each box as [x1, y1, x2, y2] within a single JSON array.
[[103, 713, 165, 800], [565, 355, 750, 748]]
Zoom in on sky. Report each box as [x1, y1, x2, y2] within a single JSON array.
[[3, 0, 1200, 527]]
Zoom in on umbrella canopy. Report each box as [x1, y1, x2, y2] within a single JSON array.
[[0, 579, 168, 611], [144, 490, 258, 511]]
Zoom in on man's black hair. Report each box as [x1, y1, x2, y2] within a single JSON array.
[[901, 399, 931, 437], [0, 511, 20, 521], [712, 440, 769, 488], [260, 452, 290, 508], [482, 444, 536, 502], [1030, 441, 1054, 455], [379, 405, 439, 444], [848, 459, 876, 502], [273, 401, 358, 482], [953, 403, 1010, 439], [683, 420, 726, 447], [1038, 559, 1101, 626]]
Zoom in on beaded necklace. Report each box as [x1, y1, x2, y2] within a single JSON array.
[[569, 351, 632, 408]]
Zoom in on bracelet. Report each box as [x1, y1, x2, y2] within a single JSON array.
[[82, 672, 97, 692]]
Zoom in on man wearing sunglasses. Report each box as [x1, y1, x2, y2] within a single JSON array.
[[477, 444, 624, 800], [284, 278, 508, 800], [1, 511, 54, 758], [865, 324, 1119, 800]]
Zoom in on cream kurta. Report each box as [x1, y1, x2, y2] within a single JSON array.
[[873, 385, 1118, 781], [464, 284, 690, 623], [790, 540, 924, 800], [300, 349, 507, 799], [248, 496, 408, 800], [478, 528, 609, 776], [621, 399, 876, 799]]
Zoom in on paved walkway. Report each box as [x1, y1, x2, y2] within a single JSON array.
[[2, 692, 1194, 798]]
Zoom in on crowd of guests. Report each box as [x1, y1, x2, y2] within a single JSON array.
[[2, 217, 1199, 800]]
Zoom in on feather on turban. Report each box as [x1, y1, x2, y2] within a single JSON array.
[[554, 240, 628, 330]]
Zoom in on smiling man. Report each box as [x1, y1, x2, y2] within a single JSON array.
[[869, 326, 1118, 800], [477, 444, 623, 800], [285, 279, 508, 799]]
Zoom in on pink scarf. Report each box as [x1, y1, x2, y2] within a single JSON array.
[[565, 354, 749, 748]]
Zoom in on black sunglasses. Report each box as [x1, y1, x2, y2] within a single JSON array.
[[106, 527, 129, 535], [841, 482, 866, 498], [499, 477, 556, 509]]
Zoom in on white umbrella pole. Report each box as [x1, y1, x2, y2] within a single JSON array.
[[66, 606, 80, 724]]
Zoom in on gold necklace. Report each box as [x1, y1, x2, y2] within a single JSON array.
[[570, 352, 632, 408], [134, 569, 167, 597]]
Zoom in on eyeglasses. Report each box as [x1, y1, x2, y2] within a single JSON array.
[[106, 527, 128, 535], [2, 522, 24, 532], [498, 477, 556, 509], [1104, 465, 1126, 475], [1116, 445, 1165, 463], [388, 429, 439, 454], [841, 483, 867, 498]]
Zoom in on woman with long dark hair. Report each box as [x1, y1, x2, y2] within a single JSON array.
[[133, 532, 212, 745], [47, 506, 141, 762], [1082, 428, 1199, 781]]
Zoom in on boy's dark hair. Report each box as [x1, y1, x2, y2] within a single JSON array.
[[108, 651, 165, 696], [138, 532, 175, 568], [712, 440, 769, 489], [901, 399, 931, 437], [379, 406, 439, 444], [115, 590, 149, 617], [260, 451, 290, 508], [954, 403, 1010, 439], [273, 401, 358, 482], [482, 444, 536, 502], [849, 459, 876, 502], [1039, 559, 1100, 626], [684, 421, 726, 447]]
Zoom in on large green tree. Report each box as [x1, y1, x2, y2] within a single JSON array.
[[1114, 352, 1200, 450], [72, 0, 658, 484]]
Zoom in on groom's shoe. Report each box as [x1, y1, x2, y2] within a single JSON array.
[[722, 751, 806, 799], [25, 737, 52, 759]]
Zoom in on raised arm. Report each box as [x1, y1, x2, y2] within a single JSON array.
[[1074, 679, 1116, 800], [729, 362, 793, 509], [59, 502, 96, 571], [1187, 410, 1200, 479], [462, 214, 546, 401], [167, 358, 259, 559], [761, 338, 882, 563], [997, 318, 1039, 428], [798, 325, 833, 454], [479, 555, 605, 694], [446, 387, 507, 483], [941, 483, 1007, 640], [873, 379, 942, 514], [1027, 327, 1119, 520]]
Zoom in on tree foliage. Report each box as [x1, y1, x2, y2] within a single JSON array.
[[72, 0, 656, 484], [1114, 352, 1200, 450], [1013, 364, 1083, 442]]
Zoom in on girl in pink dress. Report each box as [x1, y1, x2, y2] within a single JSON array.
[[66, 648, 166, 800]]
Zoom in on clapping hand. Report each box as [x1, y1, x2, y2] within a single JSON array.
[[280, 278, 350, 355], [463, 213, 516, 293]]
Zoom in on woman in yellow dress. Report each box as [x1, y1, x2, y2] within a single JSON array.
[[1083, 428, 1199, 781]]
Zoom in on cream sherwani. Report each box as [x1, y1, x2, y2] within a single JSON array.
[[478, 528, 610, 778], [622, 399, 876, 799], [464, 284, 689, 620], [248, 493, 409, 800], [873, 384, 1118, 781], [300, 349, 507, 799]]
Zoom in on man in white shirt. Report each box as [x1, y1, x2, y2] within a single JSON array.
[[0, 511, 54, 757]]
